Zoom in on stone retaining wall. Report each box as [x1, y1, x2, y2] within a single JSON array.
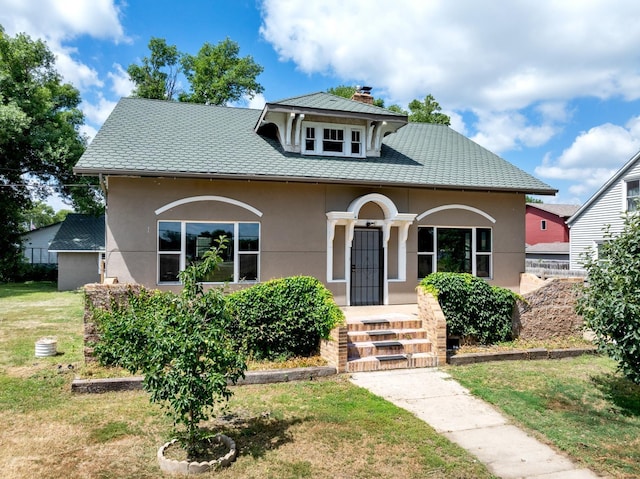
[[514, 276, 585, 340]]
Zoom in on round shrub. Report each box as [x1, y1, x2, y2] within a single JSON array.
[[420, 272, 517, 344], [226, 276, 344, 360]]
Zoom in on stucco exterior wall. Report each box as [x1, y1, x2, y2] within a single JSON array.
[[104, 176, 526, 305], [57, 252, 100, 291]]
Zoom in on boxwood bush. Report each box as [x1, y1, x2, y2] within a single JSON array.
[[419, 272, 519, 344], [226, 276, 344, 360]]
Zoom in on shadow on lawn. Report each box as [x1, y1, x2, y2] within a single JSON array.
[[591, 373, 640, 417], [208, 413, 304, 459]]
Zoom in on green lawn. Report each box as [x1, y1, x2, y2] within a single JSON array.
[[447, 355, 640, 479], [0, 282, 492, 479]]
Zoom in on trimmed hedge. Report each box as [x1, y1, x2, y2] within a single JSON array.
[[419, 272, 518, 344], [226, 276, 344, 360]]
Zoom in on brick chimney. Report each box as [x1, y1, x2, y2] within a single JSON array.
[[351, 86, 374, 105]]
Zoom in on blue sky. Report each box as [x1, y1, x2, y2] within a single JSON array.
[[3, 0, 640, 210]]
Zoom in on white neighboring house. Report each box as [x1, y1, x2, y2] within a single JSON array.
[[568, 150, 640, 271], [22, 222, 62, 264]]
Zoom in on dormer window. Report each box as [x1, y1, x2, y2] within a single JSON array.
[[303, 121, 365, 158]]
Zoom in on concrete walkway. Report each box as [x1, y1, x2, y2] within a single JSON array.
[[350, 368, 601, 479]]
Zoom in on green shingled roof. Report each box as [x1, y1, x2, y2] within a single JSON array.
[[49, 214, 105, 252], [268, 91, 406, 118], [74, 96, 555, 194]]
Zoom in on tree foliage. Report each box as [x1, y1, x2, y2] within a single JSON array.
[[407, 94, 451, 125], [126, 37, 181, 100], [577, 214, 640, 384], [0, 26, 102, 281], [20, 201, 70, 229], [93, 238, 246, 458], [128, 37, 263, 105], [180, 38, 263, 105]]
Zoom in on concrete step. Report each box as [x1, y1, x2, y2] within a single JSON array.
[[347, 328, 428, 342], [347, 316, 423, 332], [348, 338, 433, 359], [347, 352, 438, 372]]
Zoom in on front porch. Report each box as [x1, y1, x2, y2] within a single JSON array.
[[320, 299, 447, 373]]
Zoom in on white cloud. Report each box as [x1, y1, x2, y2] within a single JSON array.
[[0, 0, 128, 90], [108, 63, 135, 98], [246, 93, 266, 110], [79, 124, 98, 144], [260, 0, 640, 154], [535, 119, 640, 200], [471, 110, 558, 153], [0, 0, 127, 43], [82, 95, 117, 127]]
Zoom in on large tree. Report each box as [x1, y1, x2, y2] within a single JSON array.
[[128, 37, 263, 105], [0, 27, 100, 281]]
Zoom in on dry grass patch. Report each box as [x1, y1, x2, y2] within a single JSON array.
[[0, 282, 492, 479]]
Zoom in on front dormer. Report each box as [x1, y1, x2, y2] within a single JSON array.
[[255, 90, 407, 158]]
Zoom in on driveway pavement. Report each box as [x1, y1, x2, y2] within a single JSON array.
[[350, 368, 602, 479]]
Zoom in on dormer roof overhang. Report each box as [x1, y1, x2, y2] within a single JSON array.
[[254, 91, 408, 132]]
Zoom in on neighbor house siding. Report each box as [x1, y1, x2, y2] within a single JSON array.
[[568, 164, 640, 269], [525, 206, 568, 245], [105, 177, 526, 305]]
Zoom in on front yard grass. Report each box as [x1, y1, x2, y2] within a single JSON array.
[[447, 355, 640, 479], [0, 282, 491, 479]]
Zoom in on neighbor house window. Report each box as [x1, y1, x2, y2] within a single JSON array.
[[541, 220, 547, 230], [417, 226, 492, 278], [626, 179, 640, 212], [302, 121, 365, 158], [158, 221, 260, 284]]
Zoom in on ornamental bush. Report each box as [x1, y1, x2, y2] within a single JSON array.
[[226, 276, 344, 360], [577, 213, 640, 384], [419, 272, 518, 344], [93, 238, 246, 459]]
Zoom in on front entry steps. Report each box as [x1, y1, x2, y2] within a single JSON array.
[[346, 313, 437, 373]]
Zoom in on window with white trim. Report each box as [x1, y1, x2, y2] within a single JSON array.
[[418, 226, 492, 278], [626, 179, 640, 212], [302, 121, 365, 158], [158, 221, 259, 284]]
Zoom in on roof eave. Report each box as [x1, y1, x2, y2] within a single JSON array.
[[73, 168, 557, 195]]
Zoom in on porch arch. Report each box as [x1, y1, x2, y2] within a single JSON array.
[[326, 193, 416, 305]]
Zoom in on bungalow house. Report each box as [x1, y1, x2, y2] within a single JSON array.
[[525, 203, 579, 263], [568, 149, 640, 271], [49, 213, 105, 291], [73, 90, 555, 306]]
